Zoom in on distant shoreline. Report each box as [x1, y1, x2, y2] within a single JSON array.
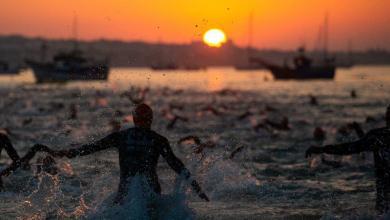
[[1, 35, 390, 67]]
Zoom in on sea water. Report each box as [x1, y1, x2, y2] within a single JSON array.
[[0, 66, 390, 219]]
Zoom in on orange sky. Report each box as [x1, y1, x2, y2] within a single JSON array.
[[1, 0, 389, 50]]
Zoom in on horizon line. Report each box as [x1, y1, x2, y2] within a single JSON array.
[[0, 34, 389, 53]]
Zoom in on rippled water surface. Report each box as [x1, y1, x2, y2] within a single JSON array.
[[0, 66, 390, 219]]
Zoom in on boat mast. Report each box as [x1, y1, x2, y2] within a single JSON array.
[[323, 12, 329, 59]]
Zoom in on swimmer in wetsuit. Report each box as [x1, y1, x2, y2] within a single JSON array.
[[306, 105, 390, 214], [56, 104, 209, 204], [0, 133, 58, 189], [0, 133, 20, 165]]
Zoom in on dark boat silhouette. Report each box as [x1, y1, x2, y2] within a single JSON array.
[[26, 49, 109, 83], [0, 60, 21, 74], [26, 15, 109, 83], [250, 47, 336, 80], [249, 13, 336, 80]]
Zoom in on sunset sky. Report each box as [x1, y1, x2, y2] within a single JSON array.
[[1, 0, 389, 50]]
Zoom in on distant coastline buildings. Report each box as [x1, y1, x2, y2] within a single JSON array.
[[0, 35, 390, 68]]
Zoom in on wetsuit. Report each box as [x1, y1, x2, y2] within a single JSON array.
[[0, 144, 55, 176], [0, 133, 20, 163], [0, 133, 20, 188], [0, 134, 55, 189], [307, 127, 390, 214], [65, 127, 205, 203]]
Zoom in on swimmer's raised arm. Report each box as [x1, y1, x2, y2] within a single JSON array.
[[0, 144, 55, 177], [160, 138, 210, 202], [0, 133, 20, 162], [58, 132, 121, 158]]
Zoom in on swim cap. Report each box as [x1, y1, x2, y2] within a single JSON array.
[[133, 103, 153, 121]]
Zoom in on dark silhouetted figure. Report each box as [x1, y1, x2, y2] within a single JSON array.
[[161, 107, 189, 130], [264, 117, 290, 130], [69, 103, 78, 119], [309, 95, 318, 106], [0, 133, 20, 163], [166, 114, 189, 130], [0, 134, 56, 189], [177, 135, 216, 159], [306, 105, 390, 215], [56, 104, 209, 205], [313, 127, 326, 141], [201, 105, 222, 116], [237, 110, 253, 121], [351, 89, 357, 98], [121, 86, 149, 104], [229, 146, 245, 159], [0, 133, 21, 188]]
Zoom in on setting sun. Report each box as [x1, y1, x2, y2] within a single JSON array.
[[203, 29, 227, 48]]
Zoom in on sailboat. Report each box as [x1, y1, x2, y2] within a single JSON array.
[[26, 16, 109, 83], [250, 14, 336, 80]]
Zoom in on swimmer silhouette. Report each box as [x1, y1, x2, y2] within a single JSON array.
[[0, 133, 20, 163], [55, 103, 210, 204], [0, 134, 57, 189], [306, 105, 390, 214]]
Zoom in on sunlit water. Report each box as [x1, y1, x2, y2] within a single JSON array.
[[0, 66, 390, 219]]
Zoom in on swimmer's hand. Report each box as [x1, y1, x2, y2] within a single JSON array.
[[190, 179, 210, 201], [198, 192, 210, 202], [305, 146, 324, 158]]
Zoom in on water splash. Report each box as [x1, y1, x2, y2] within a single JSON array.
[[87, 175, 194, 220]]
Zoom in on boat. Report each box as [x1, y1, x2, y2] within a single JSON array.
[[26, 49, 109, 83], [0, 60, 21, 74], [250, 14, 336, 80], [26, 16, 109, 83], [250, 48, 335, 80]]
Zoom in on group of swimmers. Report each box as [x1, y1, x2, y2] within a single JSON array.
[[0, 103, 389, 216]]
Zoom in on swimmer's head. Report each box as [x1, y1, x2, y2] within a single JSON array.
[[386, 104, 390, 127], [132, 103, 153, 129]]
